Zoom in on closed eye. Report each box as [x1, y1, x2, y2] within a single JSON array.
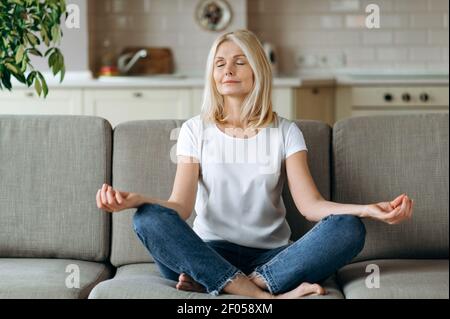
[[216, 62, 246, 67]]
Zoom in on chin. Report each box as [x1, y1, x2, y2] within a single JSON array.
[[220, 89, 249, 96]]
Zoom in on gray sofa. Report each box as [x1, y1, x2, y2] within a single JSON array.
[[0, 113, 448, 299]]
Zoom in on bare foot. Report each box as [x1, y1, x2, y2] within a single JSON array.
[[274, 282, 327, 299], [249, 273, 268, 291], [176, 273, 206, 293]]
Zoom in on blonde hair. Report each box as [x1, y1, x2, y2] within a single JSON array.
[[200, 29, 276, 129]]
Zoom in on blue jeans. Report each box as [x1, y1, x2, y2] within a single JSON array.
[[133, 203, 366, 296]]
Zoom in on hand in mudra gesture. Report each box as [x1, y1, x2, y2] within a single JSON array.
[[364, 194, 414, 225], [96, 183, 141, 213]]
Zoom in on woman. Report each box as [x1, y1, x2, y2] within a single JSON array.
[[96, 29, 413, 299]]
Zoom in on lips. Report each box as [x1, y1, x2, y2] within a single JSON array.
[[223, 81, 240, 84]]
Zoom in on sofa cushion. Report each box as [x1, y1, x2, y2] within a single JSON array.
[[110, 119, 331, 267], [0, 115, 112, 261], [110, 120, 183, 266], [332, 114, 449, 261], [0, 258, 112, 299], [337, 259, 449, 299], [283, 120, 332, 239], [89, 263, 343, 299]]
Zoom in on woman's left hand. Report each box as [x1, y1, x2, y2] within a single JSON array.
[[363, 194, 414, 225]]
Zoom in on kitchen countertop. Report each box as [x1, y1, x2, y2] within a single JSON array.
[[299, 70, 449, 85], [335, 74, 450, 85], [9, 71, 449, 89], [11, 73, 302, 88]]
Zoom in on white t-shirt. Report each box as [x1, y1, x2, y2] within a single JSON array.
[[176, 113, 308, 249]]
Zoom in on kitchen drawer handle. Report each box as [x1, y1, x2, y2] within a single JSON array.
[[25, 92, 34, 98], [133, 92, 143, 98]]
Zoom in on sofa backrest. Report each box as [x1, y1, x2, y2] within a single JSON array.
[[0, 115, 112, 262], [283, 120, 332, 238], [110, 119, 331, 267], [332, 113, 449, 262]]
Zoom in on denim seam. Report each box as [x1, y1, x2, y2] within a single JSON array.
[[209, 267, 245, 296], [256, 267, 278, 295], [249, 271, 275, 295]]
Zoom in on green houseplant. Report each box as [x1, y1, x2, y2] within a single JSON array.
[[0, 0, 67, 97]]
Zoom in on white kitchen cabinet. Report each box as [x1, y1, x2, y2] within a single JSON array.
[[83, 88, 194, 128], [272, 88, 295, 120], [191, 88, 204, 115], [295, 87, 335, 126], [0, 89, 83, 115], [0, 86, 298, 125]]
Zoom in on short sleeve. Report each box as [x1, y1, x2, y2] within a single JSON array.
[[285, 123, 308, 159], [176, 121, 200, 160]]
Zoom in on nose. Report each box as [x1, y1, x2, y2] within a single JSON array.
[[224, 65, 234, 76]]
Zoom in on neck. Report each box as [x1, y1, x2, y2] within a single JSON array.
[[223, 95, 246, 128]]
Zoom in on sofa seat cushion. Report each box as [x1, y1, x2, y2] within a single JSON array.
[[0, 258, 112, 299], [337, 259, 449, 299], [89, 263, 344, 299]]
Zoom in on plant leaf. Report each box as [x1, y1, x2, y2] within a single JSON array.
[[51, 25, 60, 43], [37, 72, 48, 97], [1, 71, 12, 90], [12, 72, 26, 84], [34, 77, 42, 96], [5, 63, 20, 74], [27, 48, 42, 57], [26, 32, 39, 46], [60, 64, 65, 82], [0, 0, 67, 94], [27, 71, 36, 86], [15, 45, 25, 64], [45, 47, 55, 57]]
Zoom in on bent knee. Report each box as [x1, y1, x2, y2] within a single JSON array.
[[133, 203, 179, 234], [329, 214, 366, 249], [132, 203, 159, 233]]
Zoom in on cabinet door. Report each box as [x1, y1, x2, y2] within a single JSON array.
[[272, 88, 295, 120], [191, 88, 203, 116], [84, 89, 193, 128], [0, 89, 83, 115], [296, 87, 335, 126]]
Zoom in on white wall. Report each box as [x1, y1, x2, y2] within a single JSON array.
[[90, 0, 247, 76], [30, 0, 90, 75], [248, 0, 449, 74]]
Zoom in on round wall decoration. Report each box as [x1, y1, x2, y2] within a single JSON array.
[[195, 0, 232, 32]]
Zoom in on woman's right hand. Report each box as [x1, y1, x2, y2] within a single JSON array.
[[96, 183, 141, 213], [363, 193, 413, 225]]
